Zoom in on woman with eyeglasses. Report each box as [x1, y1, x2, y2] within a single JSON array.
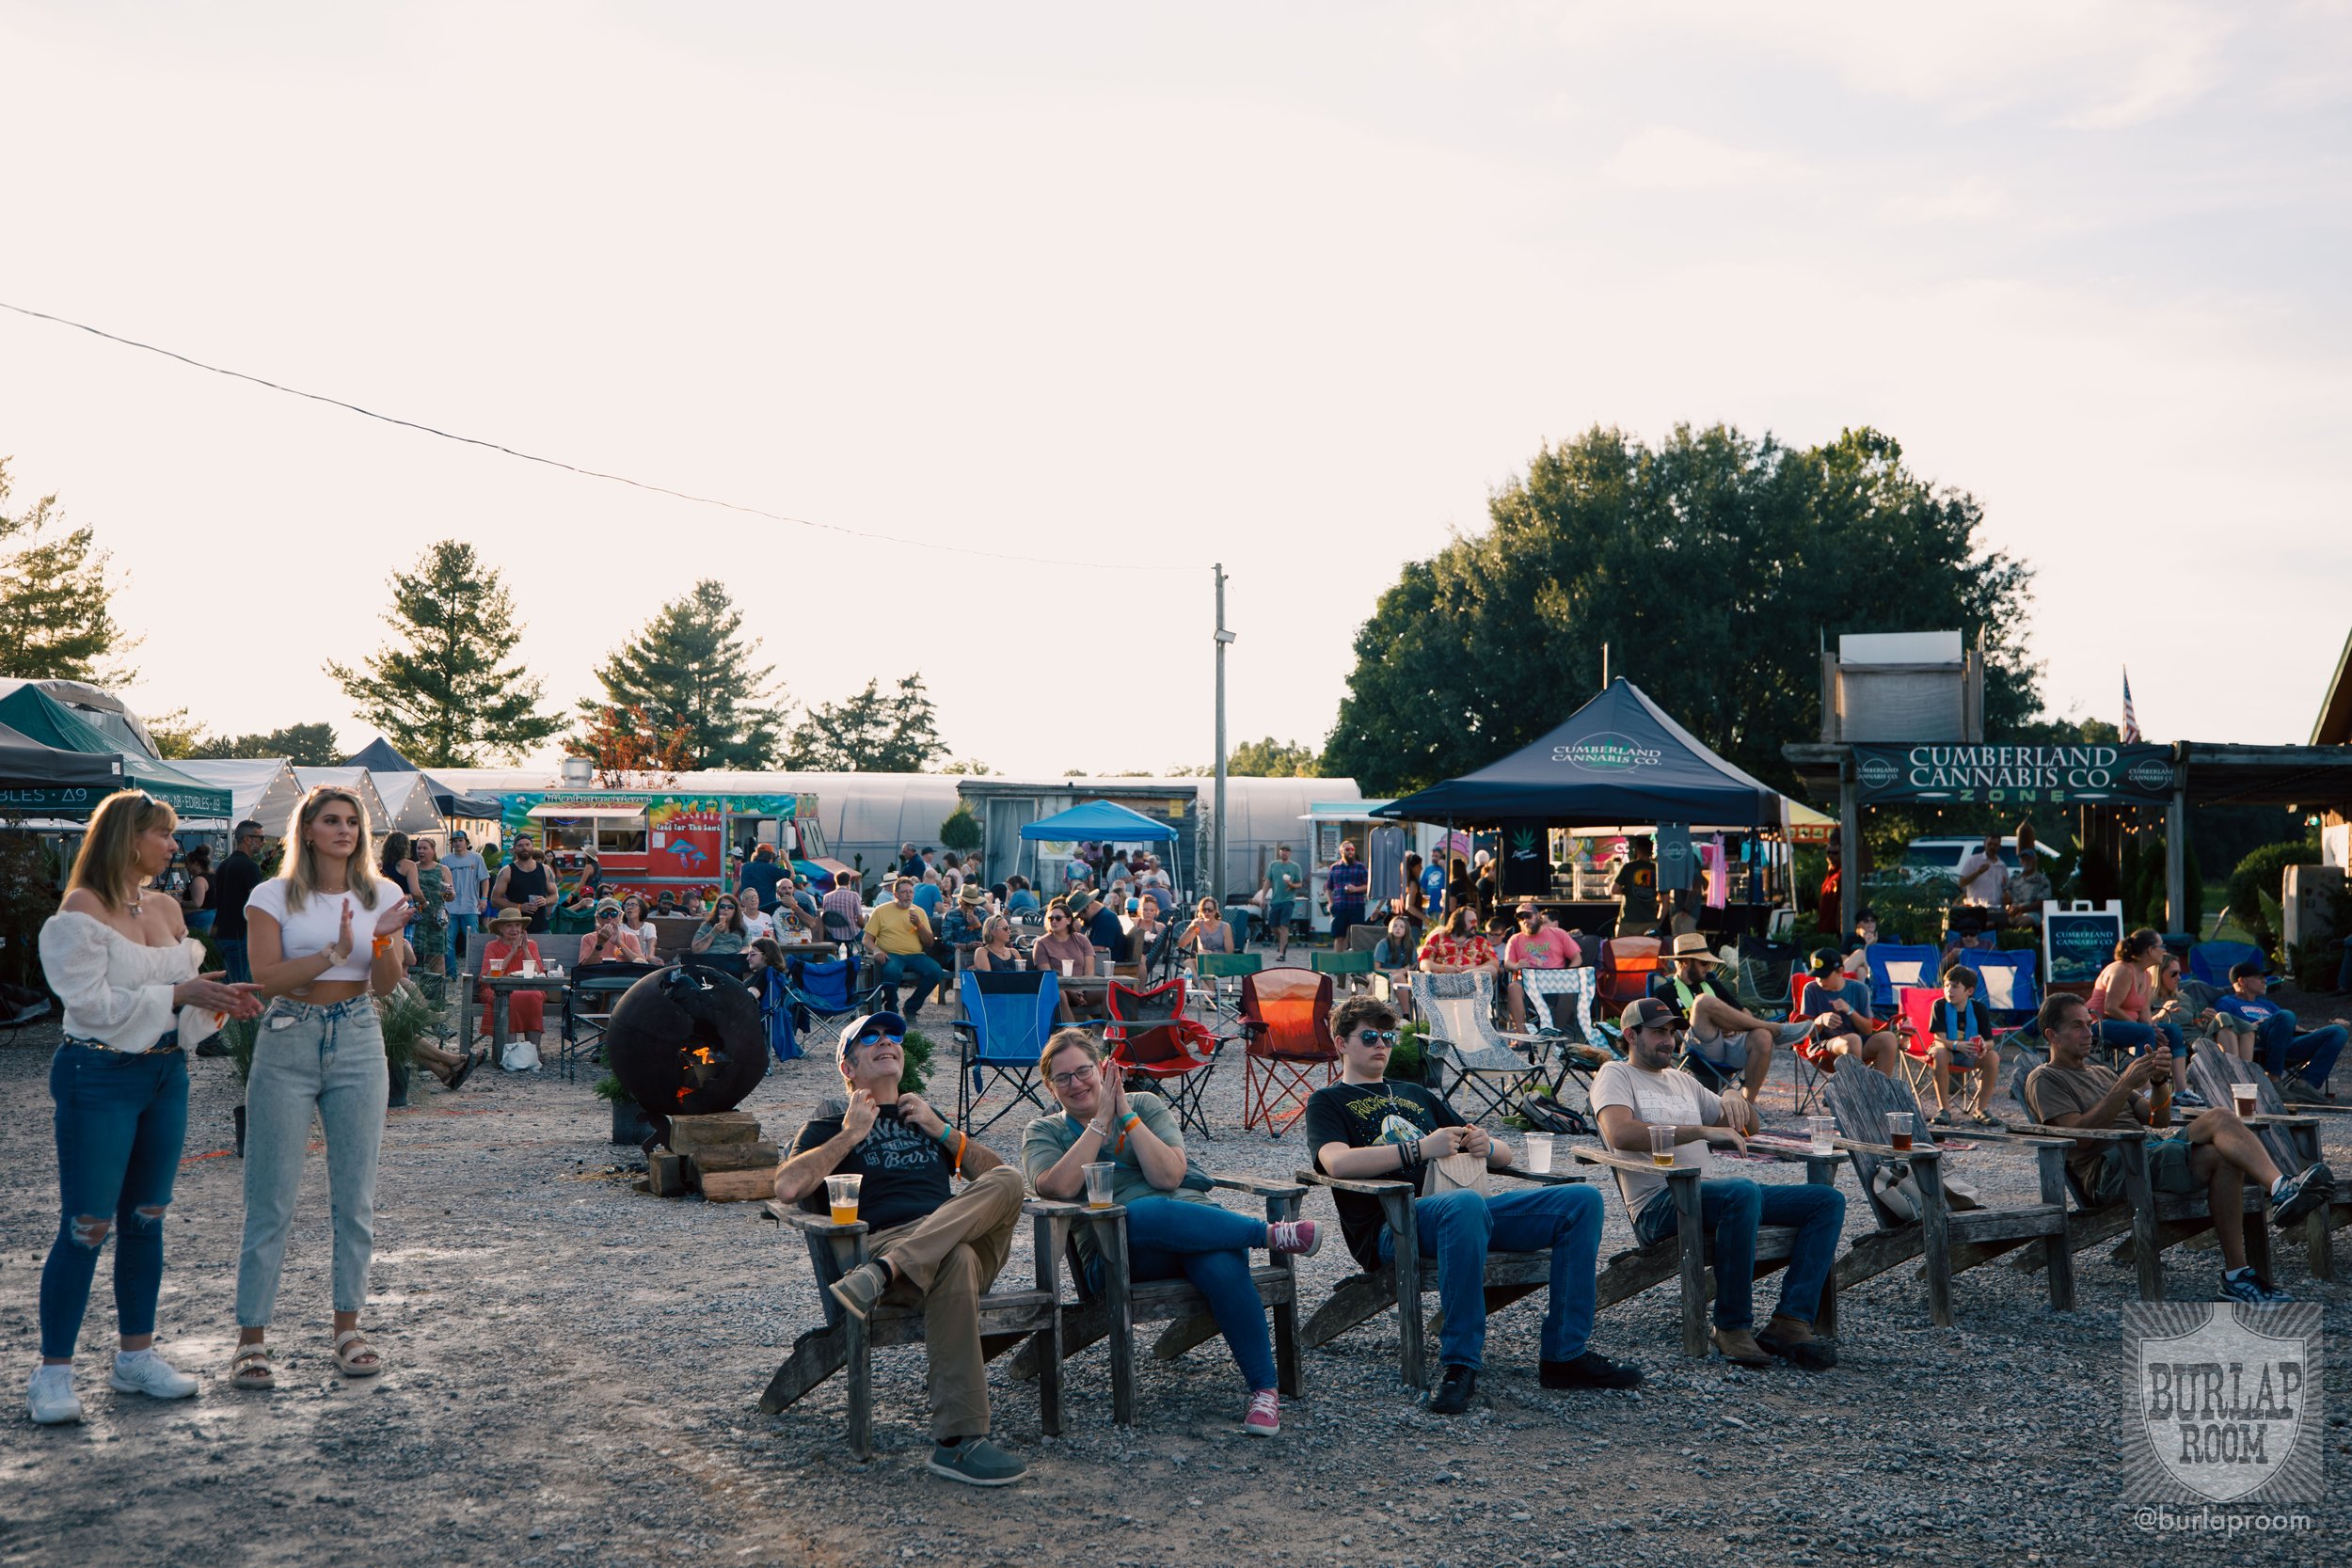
[[618, 894, 659, 958], [691, 895, 750, 955], [1024, 1029, 1320, 1436], [968, 915, 1024, 974], [30, 790, 263, 1423]]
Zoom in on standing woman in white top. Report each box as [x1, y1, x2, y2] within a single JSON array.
[[230, 784, 411, 1390], [31, 790, 262, 1425]]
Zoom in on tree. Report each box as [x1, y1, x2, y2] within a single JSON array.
[[582, 580, 784, 768], [939, 803, 983, 853], [0, 457, 135, 683], [940, 758, 994, 775], [783, 674, 946, 772], [1226, 736, 1318, 777], [1323, 424, 2042, 795], [182, 722, 343, 766], [576, 704, 694, 787], [326, 542, 559, 767]]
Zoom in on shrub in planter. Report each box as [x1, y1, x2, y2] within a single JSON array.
[[2226, 840, 2321, 953], [596, 1073, 659, 1145], [898, 1027, 935, 1094], [1389, 1022, 1430, 1085]]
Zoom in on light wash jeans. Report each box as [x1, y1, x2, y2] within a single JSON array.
[[236, 996, 388, 1325]]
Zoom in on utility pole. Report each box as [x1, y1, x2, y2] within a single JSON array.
[[1213, 563, 1234, 905]]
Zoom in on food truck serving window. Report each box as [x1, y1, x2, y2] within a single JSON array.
[[528, 808, 649, 856]]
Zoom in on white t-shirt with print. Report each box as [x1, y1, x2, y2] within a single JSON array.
[[1590, 1058, 1724, 1212]]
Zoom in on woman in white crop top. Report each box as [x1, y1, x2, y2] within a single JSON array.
[[29, 790, 262, 1426], [229, 784, 412, 1392]]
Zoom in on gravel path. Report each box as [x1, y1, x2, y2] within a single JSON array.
[[3, 985, 2347, 1567]]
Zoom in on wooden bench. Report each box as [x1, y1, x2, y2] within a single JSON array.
[[1007, 1177, 1307, 1421], [1822, 1066, 2075, 1324], [757, 1197, 1074, 1460]]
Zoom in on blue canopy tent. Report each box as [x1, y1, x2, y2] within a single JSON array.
[[1017, 800, 1180, 843]]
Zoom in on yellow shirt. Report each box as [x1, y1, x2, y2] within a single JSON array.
[[865, 901, 932, 956]]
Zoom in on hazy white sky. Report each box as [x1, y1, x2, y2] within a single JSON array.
[[4, 2, 2348, 774]]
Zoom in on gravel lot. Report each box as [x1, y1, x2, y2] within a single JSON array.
[[3, 981, 2347, 1568]]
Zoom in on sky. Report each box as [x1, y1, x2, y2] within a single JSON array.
[[3, 1, 2348, 776]]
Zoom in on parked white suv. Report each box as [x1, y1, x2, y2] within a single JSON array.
[[1883, 835, 2061, 885]]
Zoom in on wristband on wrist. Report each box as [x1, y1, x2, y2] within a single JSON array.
[[372, 936, 393, 957]]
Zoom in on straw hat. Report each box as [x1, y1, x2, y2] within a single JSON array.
[[1668, 933, 1723, 965], [488, 908, 530, 932]]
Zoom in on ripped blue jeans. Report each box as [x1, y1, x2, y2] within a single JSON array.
[[40, 1040, 189, 1359]]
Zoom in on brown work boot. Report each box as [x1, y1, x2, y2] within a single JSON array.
[[1711, 1326, 1772, 1367], [1757, 1313, 1837, 1371]]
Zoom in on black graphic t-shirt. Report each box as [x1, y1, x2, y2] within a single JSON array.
[[1302, 1078, 1465, 1271], [787, 1101, 950, 1233]]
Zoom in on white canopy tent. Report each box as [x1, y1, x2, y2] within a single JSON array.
[[170, 759, 306, 838], [367, 768, 451, 838], [289, 767, 407, 839]]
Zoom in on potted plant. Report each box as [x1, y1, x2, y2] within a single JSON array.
[[596, 1073, 658, 1145], [1389, 1021, 1431, 1085], [225, 1017, 259, 1156]]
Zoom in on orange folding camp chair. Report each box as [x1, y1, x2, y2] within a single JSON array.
[[1105, 977, 1221, 1139], [1236, 968, 1337, 1136], [1596, 937, 1663, 1011]]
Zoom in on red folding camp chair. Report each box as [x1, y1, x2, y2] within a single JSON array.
[[1105, 977, 1221, 1139], [1236, 968, 1337, 1136], [1596, 937, 1662, 1011]]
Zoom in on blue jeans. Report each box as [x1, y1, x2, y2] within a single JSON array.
[[1376, 1183, 1603, 1370], [2097, 1018, 2184, 1057], [878, 951, 946, 1006], [40, 1041, 190, 1358], [450, 913, 478, 971], [1085, 1196, 1278, 1391], [2253, 1016, 2348, 1088], [1634, 1178, 1846, 1329], [236, 997, 388, 1323], [218, 937, 251, 986]]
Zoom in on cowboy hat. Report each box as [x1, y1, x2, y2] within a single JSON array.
[[1668, 933, 1724, 964], [487, 908, 531, 930]]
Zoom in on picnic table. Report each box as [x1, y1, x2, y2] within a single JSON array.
[[462, 968, 573, 1058]]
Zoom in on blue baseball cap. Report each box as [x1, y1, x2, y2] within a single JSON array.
[[837, 1011, 907, 1064]]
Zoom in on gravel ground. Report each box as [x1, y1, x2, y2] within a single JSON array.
[[3, 978, 2348, 1568]]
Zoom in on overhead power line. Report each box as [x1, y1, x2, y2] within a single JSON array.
[[0, 298, 1191, 574]]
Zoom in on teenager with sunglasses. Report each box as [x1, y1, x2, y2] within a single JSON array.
[[1304, 994, 1641, 1415], [775, 1012, 1026, 1486]]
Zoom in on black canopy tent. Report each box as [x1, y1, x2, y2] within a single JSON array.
[[0, 720, 122, 798], [344, 736, 505, 822]]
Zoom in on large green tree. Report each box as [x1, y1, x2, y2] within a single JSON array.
[[783, 674, 945, 772], [582, 580, 784, 768], [1225, 736, 1319, 777], [0, 456, 135, 682], [153, 719, 342, 766], [326, 541, 559, 767], [1323, 424, 2042, 795]]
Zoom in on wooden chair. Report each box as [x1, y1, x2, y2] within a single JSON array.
[[1822, 1065, 2075, 1325], [2184, 1040, 2344, 1280], [757, 1197, 1075, 1460], [1008, 1177, 1308, 1421]]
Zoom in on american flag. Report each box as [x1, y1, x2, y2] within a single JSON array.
[[2122, 669, 2140, 743]]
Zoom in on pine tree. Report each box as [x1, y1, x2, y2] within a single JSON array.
[[326, 541, 559, 767], [580, 580, 785, 768], [783, 675, 945, 771], [0, 457, 135, 682]]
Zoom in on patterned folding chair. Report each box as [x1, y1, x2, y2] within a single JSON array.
[[1518, 966, 1613, 1104], [1237, 968, 1338, 1136], [1105, 977, 1221, 1138], [1417, 971, 1549, 1124], [954, 969, 1061, 1133]]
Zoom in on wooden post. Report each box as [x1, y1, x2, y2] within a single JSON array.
[[1091, 1207, 1136, 1425], [2165, 762, 2189, 935], [1838, 754, 1861, 942], [2118, 1138, 2163, 1302], [1030, 1211, 1065, 1439], [1911, 1149, 1953, 1329], [1268, 1190, 1304, 1398], [2036, 1144, 2076, 1311], [1671, 1166, 1708, 1358], [1381, 1189, 1424, 1388]]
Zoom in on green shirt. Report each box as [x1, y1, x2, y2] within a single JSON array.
[[1022, 1092, 1200, 1265], [1266, 860, 1304, 903]]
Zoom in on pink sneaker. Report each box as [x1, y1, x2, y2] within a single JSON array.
[[1242, 1388, 1281, 1435], [1267, 1218, 1322, 1258]]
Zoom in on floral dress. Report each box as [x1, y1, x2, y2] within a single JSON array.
[[414, 863, 451, 963]]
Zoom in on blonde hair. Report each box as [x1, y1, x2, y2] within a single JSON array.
[[279, 784, 384, 913], [1038, 1026, 1102, 1083], [64, 790, 177, 912]]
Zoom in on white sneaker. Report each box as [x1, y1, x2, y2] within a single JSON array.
[[108, 1350, 199, 1401], [27, 1366, 82, 1425]]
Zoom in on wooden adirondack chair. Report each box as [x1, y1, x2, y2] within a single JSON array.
[[1007, 1176, 1308, 1420], [1822, 1066, 2075, 1325], [2184, 1040, 2344, 1280], [757, 1197, 1076, 1460]]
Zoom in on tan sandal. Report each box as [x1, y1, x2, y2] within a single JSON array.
[[332, 1329, 383, 1378], [230, 1345, 275, 1390]]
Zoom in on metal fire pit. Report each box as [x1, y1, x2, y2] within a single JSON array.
[[603, 964, 769, 1143]]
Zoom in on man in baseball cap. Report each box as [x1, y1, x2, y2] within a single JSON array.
[[1590, 994, 1843, 1371], [773, 1010, 1028, 1485]]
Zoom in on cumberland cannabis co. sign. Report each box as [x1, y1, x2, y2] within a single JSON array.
[[1551, 732, 1666, 773], [1851, 744, 2175, 806]]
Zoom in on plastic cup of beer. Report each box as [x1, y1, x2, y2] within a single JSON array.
[[824, 1174, 862, 1226], [1886, 1111, 1915, 1151], [2233, 1084, 2259, 1117], [1524, 1133, 1554, 1174], [1083, 1162, 1116, 1209], [1649, 1126, 1677, 1167], [1807, 1116, 1835, 1155]]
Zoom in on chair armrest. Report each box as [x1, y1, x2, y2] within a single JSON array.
[[1756, 1146, 1850, 1169], [1494, 1165, 1587, 1186], [1570, 1147, 1662, 1178], [1293, 1166, 1413, 1197], [1834, 1137, 1936, 1161], [1021, 1198, 1095, 1220], [2243, 1113, 2322, 1131], [763, 1200, 867, 1240], [2007, 1121, 2149, 1142], [1209, 1175, 1309, 1200]]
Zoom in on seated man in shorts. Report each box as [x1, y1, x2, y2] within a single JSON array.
[[1650, 934, 1811, 1103], [2025, 991, 2333, 1307]]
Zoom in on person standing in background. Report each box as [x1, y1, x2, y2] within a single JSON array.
[[1325, 839, 1368, 943], [440, 831, 488, 971], [213, 819, 267, 988]]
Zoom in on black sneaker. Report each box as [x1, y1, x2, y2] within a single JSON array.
[[2270, 1163, 2336, 1228], [1540, 1351, 1644, 1390], [195, 1037, 230, 1058], [926, 1436, 1027, 1486], [1426, 1365, 1478, 1415]]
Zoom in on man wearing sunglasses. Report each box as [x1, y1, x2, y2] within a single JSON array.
[[776, 1011, 1027, 1485], [1304, 995, 1642, 1415]]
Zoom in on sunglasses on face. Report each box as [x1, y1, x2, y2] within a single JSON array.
[[855, 1032, 904, 1049], [1354, 1029, 1399, 1046]]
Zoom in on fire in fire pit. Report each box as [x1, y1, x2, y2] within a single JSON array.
[[604, 966, 769, 1140]]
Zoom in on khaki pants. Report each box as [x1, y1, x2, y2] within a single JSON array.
[[866, 1165, 1025, 1441]]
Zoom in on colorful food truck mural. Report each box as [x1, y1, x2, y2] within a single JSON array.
[[497, 789, 834, 899]]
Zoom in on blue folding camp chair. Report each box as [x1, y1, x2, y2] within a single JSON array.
[[755, 967, 803, 1063], [1863, 943, 1941, 1012], [2190, 941, 2263, 989], [786, 954, 886, 1032], [1957, 948, 2041, 1025], [955, 969, 1061, 1133]]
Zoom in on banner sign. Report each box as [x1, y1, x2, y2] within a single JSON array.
[[1499, 821, 1549, 898], [1851, 745, 2174, 806], [0, 780, 223, 818], [2044, 899, 2124, 987], [1654, 821, 1693, 892]]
